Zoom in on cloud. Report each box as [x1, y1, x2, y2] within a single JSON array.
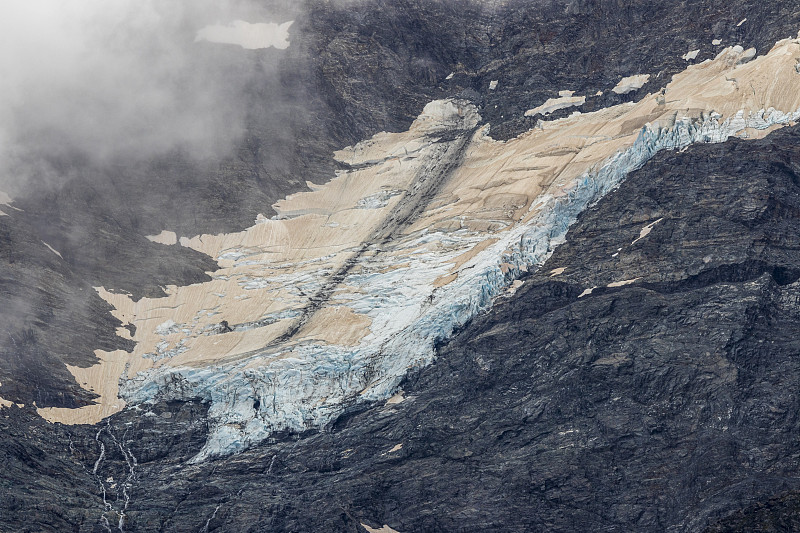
[[0, 0, 296, 195], [196, 20, 294, 50]]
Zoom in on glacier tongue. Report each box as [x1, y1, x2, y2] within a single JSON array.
[[121, 103, 800, 462]]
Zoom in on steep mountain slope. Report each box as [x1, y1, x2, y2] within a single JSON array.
[[3, 1, 800, 531], [7, 112, 800, 533]]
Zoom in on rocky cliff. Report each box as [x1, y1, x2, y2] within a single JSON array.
[[3, 1, 800, 531]]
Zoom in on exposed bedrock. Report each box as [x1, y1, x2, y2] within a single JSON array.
[[5, 1, 800, 531], [5, 0, 800, 410], [8, 112, 800, 533]]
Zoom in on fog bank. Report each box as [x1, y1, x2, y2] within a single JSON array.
[[0, 0, 296, 195]]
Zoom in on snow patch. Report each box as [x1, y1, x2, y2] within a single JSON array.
[[195, 20, 293, 50], [612, 74, 650, 94], [145, 230, 178, 246], [386, 392, 405, 405], [524, 95, 585, 117], [41, 241, 63, 259], [631, 218, 664, 245], [361, 523, 402, 533], [682, 49, 700, 61], [608, 278, 640, 288]]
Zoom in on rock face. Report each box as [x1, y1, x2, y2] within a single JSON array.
[[36, 33, 800, 462], [4, 0, 800, 531]]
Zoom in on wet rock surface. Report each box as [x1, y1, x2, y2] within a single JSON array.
[[3, 0, 800, 531]]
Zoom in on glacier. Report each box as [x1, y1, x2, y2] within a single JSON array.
[[114, 100, 800, 462]]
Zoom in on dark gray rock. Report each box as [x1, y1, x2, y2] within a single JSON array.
[[4, 1, 800, 531], [5, 104, 800, 533]]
